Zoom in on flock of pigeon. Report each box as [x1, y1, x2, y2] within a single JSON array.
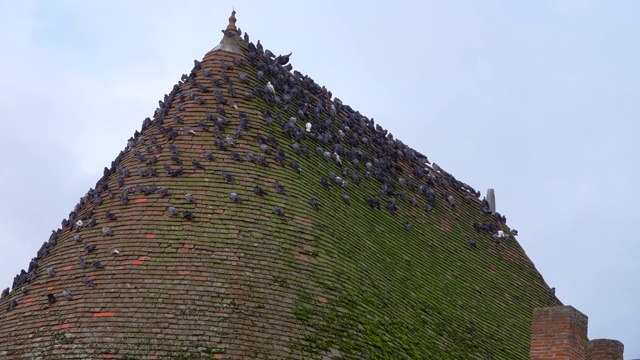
[[0, 20, 527, 312]]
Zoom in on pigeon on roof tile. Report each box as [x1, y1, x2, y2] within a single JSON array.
[[102, 227, 113, 236], [92, 261, 105, 269], [467, 238, 477, 248], [309, 197, 320, 210], [0, 288, 8, 301], [342, 193, 351, 205], [272, 206, 285, 216], [109, 246, 121, 256], [106, 211, 117, 221], [62, 289, 73, 300], [229, 192, 240, 202], [185, 193, 197, 203], [84, 244, 96, 253], [7, 299, 17, 311], [275, 180, 287, 193], [79, 256, 87, 268], [549, 287, 556, 299], [266, 81, 275, 94], [83, 277, 96, 288], [183, 211, 195, 221], [254, 185, 267, 196], [46, 267, 55, 277], [47, 293, 57, 304], [192, 159, 205, 170], [168, 206, 179, 217], [404, 222, 412, 231]]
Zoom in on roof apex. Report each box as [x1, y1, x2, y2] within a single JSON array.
[[210, 9, 242, 54]]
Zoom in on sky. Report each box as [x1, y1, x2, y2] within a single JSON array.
[[1, 0, 639, 357]]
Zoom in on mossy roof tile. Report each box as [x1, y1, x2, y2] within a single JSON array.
[[0, 10, 559, 360]]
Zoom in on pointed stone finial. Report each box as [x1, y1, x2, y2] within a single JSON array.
[[226, 10, 238, 35], [210, 9, 242, 54]]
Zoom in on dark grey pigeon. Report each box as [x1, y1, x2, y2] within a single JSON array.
[[185, 193, 197, 202], [549, 287, 556, 299], [46, 267, 55, 277], [309, 197, 319, 210], [192, 159, 205, 170], [467, 238, 477, 248], [272, 206, 285, 216], [254, 185, 267, 196], [92, 261, 105, 269], [404, 222, 412, 231], [73, 233, 82, 243], [83, 277, 96, 288], [47, 293, 57, 304], [229, 192, 240, 202], [79, 256, 87, 268], [7, 298, 17, 310], [221, 170, 234, 182], [342, 193, 351, 205]]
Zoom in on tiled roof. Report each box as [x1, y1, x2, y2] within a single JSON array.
[[0, 11, 560, 359]]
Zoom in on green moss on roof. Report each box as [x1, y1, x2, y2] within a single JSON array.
[[0, 14, 560, 359]]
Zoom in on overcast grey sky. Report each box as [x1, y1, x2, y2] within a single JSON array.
[[1, 1, 639, 357]]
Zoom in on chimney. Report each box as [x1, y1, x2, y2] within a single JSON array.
[[486, 188, 496, 214], [586, 339, 624, 360], [530, 306, 588, 360]]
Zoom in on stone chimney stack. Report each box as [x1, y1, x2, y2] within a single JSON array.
[[530, 306, 589, 360], [586, 339, 624, 360]]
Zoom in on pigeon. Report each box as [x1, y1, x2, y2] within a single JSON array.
[[192, 159, 205, 170], [185, 193, 197, 202], [171, 155, 182, 164], [102, 226, 113, 236], [84, 244, 96, 253], [47, 293, 57, 304], [320, 177, 330, 189], [342, 193, 351, 205], [183, 211, 195, 221], [254, 185, 267, 196], [73, 233, 82, 243], [204, 150, 215, 161], [468, 238, 477, 248], [266, 81, 275, 94], [62, 289, 73, 300], [168, 206, 179, 217], [290, 160, 301, 173], [83, 277, 96, 288], [221, 170, 234, 182], [79, 256, 87, 267], [225, 135, 236, 147], [0, 288, 7, 301], [75, 219, 84, 229], [46, 267, 55, 277], [549, 287, 556, 299], [275, 180, 287, 193], [310, 197, 320, 210], [404, 222, 412, 231], [447, 195, 456, 207], [272, 206, 285, 216], [92, 261, 105, 269], [21, 286, 29, 294], [229, 192, 240, 202], [7, 299, 17, 310], [106, 210, 117, 221], [108, 246, 121, 255], [87, 217, 97, 227], [511, 229, 519, 236]]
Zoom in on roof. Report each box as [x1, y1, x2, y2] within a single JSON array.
[[0, 11, 561, 359]]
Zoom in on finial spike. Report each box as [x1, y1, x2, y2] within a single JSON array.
[[226, 9, 238, 35]]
